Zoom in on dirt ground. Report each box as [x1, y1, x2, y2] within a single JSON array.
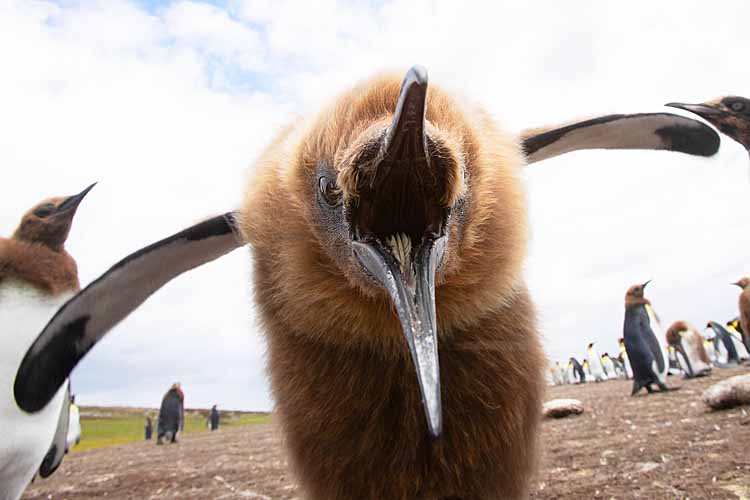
[[23, 367, 750, 500]]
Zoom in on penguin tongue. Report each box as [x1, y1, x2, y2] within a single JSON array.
[[352, 235, 446, 438]]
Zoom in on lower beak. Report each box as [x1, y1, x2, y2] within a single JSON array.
[[353, 236, 446, 438], [56, 183, 96, 215], [665, 102, 722, 119]]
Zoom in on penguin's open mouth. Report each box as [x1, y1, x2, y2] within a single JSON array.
[[348, 66, 448, 438]]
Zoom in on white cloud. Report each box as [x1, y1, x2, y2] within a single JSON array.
[[1, 0, 749, 410]]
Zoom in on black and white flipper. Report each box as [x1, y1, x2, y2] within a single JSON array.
[[38, 382, 70, 478], [14, 212, 243, 413], [521, 113, 721, 164]]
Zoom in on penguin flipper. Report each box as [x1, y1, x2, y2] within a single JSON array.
[[521, 113, 720, 164], [38, 382, 70, 478], [14, 212, 243, 413]]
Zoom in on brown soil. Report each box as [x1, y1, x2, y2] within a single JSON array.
[[23, 367, 750, 499]]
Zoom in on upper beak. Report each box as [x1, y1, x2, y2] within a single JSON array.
[[352, 65, 443, 438], [56, 183, 96, 215], [642, 279, 652, 289], [665, 102, 723, 119]]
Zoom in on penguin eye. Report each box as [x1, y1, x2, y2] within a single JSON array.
[[730, 101, 745, 112], [33, 204, 54, 218], [318, 176, 342, 207]]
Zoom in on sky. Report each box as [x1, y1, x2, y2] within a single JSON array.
[[1, 0, 748, 411]]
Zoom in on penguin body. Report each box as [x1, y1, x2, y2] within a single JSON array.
[[702, 338, 717, 364], [732, 278, 750, 354], [586, 343, 606, 382], [665, 321, 712, 378], [726, 319, 750, 361], [706, 321, 740, 366], [618, 338, 633, 379], [549, 362, 564, 386], [601, 353, 616, 379], [623, 282, 670, 395]]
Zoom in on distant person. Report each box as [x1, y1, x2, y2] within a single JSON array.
[[145, 416, 153, 441], [157, 383, 184, 445], [65, 395, 81, 452], [209, 405, 220, 431]]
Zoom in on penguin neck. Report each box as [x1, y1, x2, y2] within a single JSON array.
[[0, 237, 80, 295], [625, 297, 650, 309]]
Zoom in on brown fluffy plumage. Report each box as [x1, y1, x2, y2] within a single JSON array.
[[0, 195, 87, 295], [733, 277, 750, 352], [240, 72, 545, 499], [665, 320, 711, 366]]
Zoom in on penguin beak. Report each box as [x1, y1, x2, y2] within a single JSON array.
[[351, 66, 444, 438], [641, 279, 651, 289], [665, 102, 723, 119], [55, 183, 96, 217]]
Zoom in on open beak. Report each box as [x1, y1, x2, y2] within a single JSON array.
[[665, 102, 723, 120], [55, 183, 96, 216], [352, 66, 444, 438]]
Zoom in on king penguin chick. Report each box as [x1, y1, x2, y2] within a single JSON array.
[[586, 342, 606, 382], [239, 66, 546, 500], [623, 281, 672, 395], [731, 277, 750, 353], [665, 321, 712, 378], [666, 97, 750, 154], [0, 184, 93, 500]]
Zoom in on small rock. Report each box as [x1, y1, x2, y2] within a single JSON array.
[[542, 398, 584, 418], [702, 374, 750, 410]]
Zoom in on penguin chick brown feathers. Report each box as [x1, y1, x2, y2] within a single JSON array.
[[665, 321, 711, 378], [0, 184, 93, 500], [240, 66, 545, 499], [667, 97, 750, 153], [732, 277, 750, 353], [623, 281, 671, 395]]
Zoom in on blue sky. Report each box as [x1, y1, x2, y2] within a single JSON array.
[[1, 0, 749, 410]]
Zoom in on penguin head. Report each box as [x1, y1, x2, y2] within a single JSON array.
[[13, 183, 95, 252], [667, 96, 750, 151], [624, 280, 651, 308], [732, 277, 750, 290], [242, 66, 528, 438], [666, 321, 688, 346]]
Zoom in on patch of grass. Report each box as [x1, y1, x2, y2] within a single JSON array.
[[72, 407, 270, 453]]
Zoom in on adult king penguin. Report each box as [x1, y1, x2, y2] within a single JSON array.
[[623, 281, 671, 395], [726, 318, 750, 361], [618, 337, 633, 379], [706, 321, 741, 366], [586, 343, 606, 382], [12, 67, 724, 500], [665, 321, 712, 378], [731, 277, 750, 353], [0, 184, 93, 500]]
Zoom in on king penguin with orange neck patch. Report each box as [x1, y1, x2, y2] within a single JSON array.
[[623, 281, 673, 395]]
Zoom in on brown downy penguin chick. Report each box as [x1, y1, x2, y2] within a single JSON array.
[[665, 321, 712, 378], [667, 97, 750, 154], [0, 184, 94, 500], [240, 66, 545, 499], [731, 277, 750, 352]]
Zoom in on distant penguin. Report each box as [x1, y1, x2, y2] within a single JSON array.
[[549, 362, 564, 386], [569, 357, 586, 384], [586, 343, 606, 382], [582, 359, 593, 382], [726, 318, 750, 361], [732, 278, 750, 353], [703, 338, 718, 364], [618, 337, 633, 379], [65, 394, 81, 452], [0, 184, 93, 500], [665, 321, 712, 378], [601, 353, 617, 379], [706, 321, 740, 366], [622, 281, 671, 395]]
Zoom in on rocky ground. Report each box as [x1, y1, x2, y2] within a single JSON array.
[[23, 366, 750, 499]]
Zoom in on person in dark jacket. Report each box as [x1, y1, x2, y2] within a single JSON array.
[[157, 383, 184, 444], [144, 416, 153, 440], [208, 405, 220, 431]]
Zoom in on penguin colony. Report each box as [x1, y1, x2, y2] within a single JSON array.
[[4, 68, 750, 499]]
